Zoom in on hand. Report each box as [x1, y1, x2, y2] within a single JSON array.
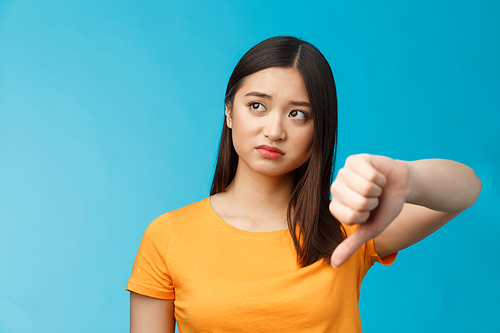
[[329, 154, 410, 267]]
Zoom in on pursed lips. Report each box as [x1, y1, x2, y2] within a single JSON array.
[[256, 145, 285, 159]]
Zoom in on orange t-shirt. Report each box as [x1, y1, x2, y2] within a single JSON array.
[[126, 198, 397, 332]]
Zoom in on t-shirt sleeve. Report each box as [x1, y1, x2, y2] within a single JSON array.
[[341, 223, 398, 278], [365, 238, 398, 267], [126, 213, 175, 299], [359, 238, 397, 279]]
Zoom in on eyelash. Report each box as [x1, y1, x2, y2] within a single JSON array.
[[249, 102, 265, 111], [248, 102, 310, 120], [289, 110, 309, 120]]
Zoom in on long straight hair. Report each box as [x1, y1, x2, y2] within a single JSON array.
[[210, 36, 345, 267]]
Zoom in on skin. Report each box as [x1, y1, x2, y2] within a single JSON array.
[[130, 66, 482, 331], [329, 155, 481, 267], [130, 292, 175, 333], [212, 67, 315, 232]]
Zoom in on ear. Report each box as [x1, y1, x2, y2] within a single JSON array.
[[225, 105, 233, 129]]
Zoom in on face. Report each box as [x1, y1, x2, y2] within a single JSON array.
[[226, 67, 314, 178]]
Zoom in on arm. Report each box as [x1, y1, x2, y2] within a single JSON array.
[[329, 154, 481, 267], [374, 158, 481, 257], [130, 292, 175, 333]]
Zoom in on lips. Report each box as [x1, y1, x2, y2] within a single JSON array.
[[256, 145, 285, 159], [256, 145, 284, 155]]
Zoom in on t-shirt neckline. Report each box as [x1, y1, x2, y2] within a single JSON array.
[[204, 197, 288, 239]]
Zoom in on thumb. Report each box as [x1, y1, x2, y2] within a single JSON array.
[[330, 225, 376, 268], [331, 188, 406, 268]]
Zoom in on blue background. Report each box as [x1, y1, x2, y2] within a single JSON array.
[[0, 0, 498, 332]]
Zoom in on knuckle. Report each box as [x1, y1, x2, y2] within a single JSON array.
[[345, 155, 359, 166], [329, 200, 338, 213], [361, 182, 374, 196], [358, 153, 370, 161], [345, 209, 358, 224], [365, 171, 378, 183], [330, 184, 340, 196], [336, 211, 349, 224], [330, 179, 339, 189], [354, 196, 368, 211]]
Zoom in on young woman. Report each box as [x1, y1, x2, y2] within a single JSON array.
[[126, 36, 481, 332]]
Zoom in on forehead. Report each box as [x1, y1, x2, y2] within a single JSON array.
[[237, 67, 309, 102]]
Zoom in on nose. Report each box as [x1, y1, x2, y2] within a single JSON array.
[[262, 112, 286, 141]]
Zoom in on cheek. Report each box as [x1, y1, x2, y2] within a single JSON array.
[[230, 113, 255, 153], [298, 128, 315, 154], [288, 127, 314, 167]]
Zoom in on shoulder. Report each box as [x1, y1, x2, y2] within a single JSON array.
[[166, 198, 212, 229], [147, 198, 211, 234], [167, 198, 210, 219], [139, 198, 210, 248]]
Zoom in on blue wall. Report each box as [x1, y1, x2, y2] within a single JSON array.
[[0, 1, 498, 332]]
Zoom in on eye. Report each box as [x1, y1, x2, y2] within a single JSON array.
[[249, 102, 266, 111], [289, 110, 309, 120]]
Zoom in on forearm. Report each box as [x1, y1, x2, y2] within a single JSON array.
[[401, 159, 482, 213], [330, 155, 482, 263]]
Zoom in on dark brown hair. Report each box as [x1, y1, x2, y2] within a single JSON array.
[[210, 36, 345, 267]]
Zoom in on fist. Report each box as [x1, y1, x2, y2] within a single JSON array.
[[329, 154, 409, 267]]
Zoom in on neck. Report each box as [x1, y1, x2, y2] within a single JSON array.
[[229, 163, 295, 210], [213, 158, 295, 232]]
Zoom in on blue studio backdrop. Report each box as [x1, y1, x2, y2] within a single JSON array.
[[0, 1, 498, 332]]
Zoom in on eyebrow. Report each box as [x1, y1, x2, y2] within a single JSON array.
[[244, 91, 311, 108]]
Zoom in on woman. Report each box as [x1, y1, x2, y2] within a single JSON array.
[[126, 36, 481, 332]]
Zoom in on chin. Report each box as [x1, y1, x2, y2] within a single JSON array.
[[237, 155, 306, 178], [250, 163, 298, 178]]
